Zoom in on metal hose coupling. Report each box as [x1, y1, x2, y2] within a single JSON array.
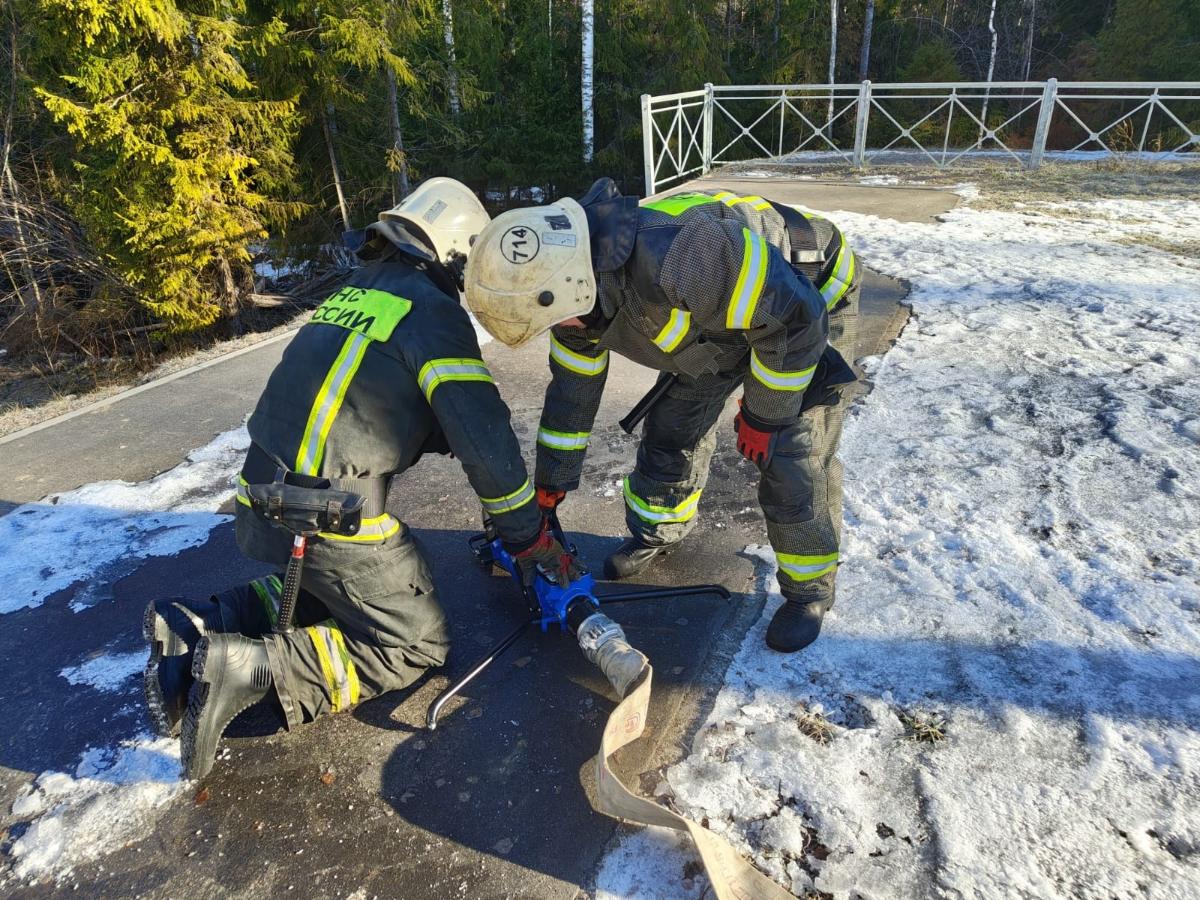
[[574, 612, 649, 699]]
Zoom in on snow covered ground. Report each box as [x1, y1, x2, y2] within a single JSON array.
[[0, 425, 248, 614], [2, 425, 248, 881], [598, 194, 1200, 897]]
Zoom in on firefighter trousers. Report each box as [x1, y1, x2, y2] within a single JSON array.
[[623, 283, 859, 600], [193, 507, 451, 727]]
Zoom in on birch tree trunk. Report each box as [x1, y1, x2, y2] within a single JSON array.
[[442, 0, 460, 116], [858, 0, 875, 81], [581, 0, 594, 163], [1023, 0, 1037, 81], [384, 66, 410, 203], [322, 104, 351, 232], [979, 0, 998, 142], [827, 0, 838, 134]]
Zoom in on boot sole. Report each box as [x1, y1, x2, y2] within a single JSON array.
[[143, 603, 178, 738]]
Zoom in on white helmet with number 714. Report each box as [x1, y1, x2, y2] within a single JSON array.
[[465, 199, 597, 348]]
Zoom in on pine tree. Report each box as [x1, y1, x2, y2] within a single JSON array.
[[31, 0, 300, 329]]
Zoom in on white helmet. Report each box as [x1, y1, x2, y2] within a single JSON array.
[[378, 177, 489, 265], [465, 198, 596, 348]]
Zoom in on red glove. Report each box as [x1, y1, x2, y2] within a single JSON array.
[[536, 486, 566, 513], [734, 411, 774, 465], [512, 529, 581, 586]]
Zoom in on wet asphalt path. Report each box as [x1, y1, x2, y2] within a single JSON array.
[[0, 183, 954, 897]]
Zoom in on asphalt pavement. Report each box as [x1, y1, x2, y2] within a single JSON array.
[[0, 181, 956, 898]]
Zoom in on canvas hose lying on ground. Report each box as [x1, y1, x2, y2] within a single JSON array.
[[594, 665, 794, 900]]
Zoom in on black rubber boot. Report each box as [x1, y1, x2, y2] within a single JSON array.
[[143, 598, 222, 737], [765, 596, 832, 653], [181, 634, 274, 780], [603, 537, 677, 580]]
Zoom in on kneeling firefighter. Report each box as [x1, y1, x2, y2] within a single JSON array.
[[144, 178, 580, 779], [466, 180, 858, 653]]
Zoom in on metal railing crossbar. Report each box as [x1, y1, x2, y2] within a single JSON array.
[[648, 100, 706, 183], [866, 97, 946, 166], [779, 96, 857, 159], [940, 95, 1042, 166], [1153, 100, 1200, 152], [711, 97, 780, 162]]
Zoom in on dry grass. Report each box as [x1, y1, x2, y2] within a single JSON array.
[[897, 709, 948, 744], [792, 705, 836, 745]]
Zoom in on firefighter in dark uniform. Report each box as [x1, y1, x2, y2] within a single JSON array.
[[142, 179, 579, 779], [465, 178, 858, 654]]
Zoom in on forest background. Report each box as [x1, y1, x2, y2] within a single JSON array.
[[1, 0, 1197, 369]]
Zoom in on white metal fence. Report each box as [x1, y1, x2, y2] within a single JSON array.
[[640, 80, 1200, 194]]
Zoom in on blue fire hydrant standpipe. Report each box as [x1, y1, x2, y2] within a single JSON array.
[[424, 511, 730, 730]]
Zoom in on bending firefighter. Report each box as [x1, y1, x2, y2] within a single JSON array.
[[466, 179, 858, 653], [143, 178, 579, 779]]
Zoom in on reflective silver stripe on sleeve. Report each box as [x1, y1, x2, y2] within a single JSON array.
[[537, 427, 591, 451], [749, 350, 816, 392], [479, 479, 535, 514]]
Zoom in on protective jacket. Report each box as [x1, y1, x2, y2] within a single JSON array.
[[241, 241, 540, 550], [231, 232, 540, 728], [535, 180, 856, 493]]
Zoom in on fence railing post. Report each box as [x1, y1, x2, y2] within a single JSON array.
[[641, 93, 656, 195], [853, 80, 872, 168], [1029, 77, 1057, 169], [703, 83, 715, 174]]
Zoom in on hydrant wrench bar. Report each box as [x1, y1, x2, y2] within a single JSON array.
[[425, 512, 731, 730], [425, 617, 537, 730]]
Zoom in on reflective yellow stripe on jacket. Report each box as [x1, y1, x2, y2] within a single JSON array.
[[652, 308, 691, 353], [295, 332, 371, 475], [819, 242, 856, 310], [479, 479, 535, 516], [749, 350, 817, 393], [550, 334, 608, 376], [712, 190, 773, 211], [727, 229, 768, 329], [418, 358, 494, 402], [537, 427, 591, 451]]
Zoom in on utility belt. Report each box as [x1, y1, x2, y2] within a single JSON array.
[[240, 441, 390, 520]]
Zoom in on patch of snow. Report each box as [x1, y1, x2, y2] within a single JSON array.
[[596, 827, 710, 899], [0, 425, 248, 614], [858, 174, 928, 187], [9, 735, 184, 881], [253, 258, 306, 280], [726, 170, 816, 181], [597, 196, 1200, 897], [59, 651, 144, 693], [952, 182, 980, 201]]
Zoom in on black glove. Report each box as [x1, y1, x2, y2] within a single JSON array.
[[511, 530, 582, 587]]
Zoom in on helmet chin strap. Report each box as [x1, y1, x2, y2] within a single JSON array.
[[422, 254, 463, 299], [366, 240, 459, 300]]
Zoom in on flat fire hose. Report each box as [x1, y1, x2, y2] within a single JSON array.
[[593, 665, 795, 900]]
